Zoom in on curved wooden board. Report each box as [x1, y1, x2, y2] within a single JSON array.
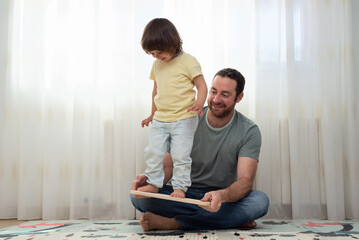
[[130, 190, 211, 206]]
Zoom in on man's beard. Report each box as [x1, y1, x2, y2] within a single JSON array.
[[208, 100, 235, 118]]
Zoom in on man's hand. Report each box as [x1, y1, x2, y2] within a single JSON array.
[[131, 174, 149, 198], [200, 191, 223, 212]]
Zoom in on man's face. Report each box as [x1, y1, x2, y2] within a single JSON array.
[[208, 75, 243, 118], [149, 50, 172, 62]]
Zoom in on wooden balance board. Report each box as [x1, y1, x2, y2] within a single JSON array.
[[130, 190, 211, 206]]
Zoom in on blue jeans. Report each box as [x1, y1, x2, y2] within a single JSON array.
[[130, 185, 269, 230], [145, 117, 198, 191]]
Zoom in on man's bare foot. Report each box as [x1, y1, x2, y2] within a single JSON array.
[[170, 189, 185, 198], [138, 184, 158, 193], [238, 220, 257, 229], [140, 212, 181, 231]]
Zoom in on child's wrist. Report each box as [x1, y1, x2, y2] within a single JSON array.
[[195, 103, 204, 108]]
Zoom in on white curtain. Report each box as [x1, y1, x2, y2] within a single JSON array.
[[0, 0, 357, 220], [254, 0, 358, 220]]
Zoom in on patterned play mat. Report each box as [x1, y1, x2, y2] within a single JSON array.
[[1, 219, 359, 240]]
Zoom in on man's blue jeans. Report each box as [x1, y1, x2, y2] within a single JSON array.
[[130, 185, 269, 230]]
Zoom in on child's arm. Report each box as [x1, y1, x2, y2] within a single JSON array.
[[187, 75, 208, 117], [141, 81, 157, 127]]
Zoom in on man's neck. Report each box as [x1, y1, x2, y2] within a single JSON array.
[[207, 110, 235, 128]]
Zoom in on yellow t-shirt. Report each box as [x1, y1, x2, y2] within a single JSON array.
[[150, 53, 202, 122]]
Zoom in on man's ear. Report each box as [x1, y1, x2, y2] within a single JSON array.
[[236, 92, 244, 103]]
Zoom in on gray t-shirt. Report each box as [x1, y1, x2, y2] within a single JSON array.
[[190, 107, 261, 190]]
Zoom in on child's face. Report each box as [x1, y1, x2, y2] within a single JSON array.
[[149, 50, 173, 62]]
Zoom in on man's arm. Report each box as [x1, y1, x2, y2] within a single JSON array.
[[163, 152, 174, 185], [201, 157, 258, 212], [131, 153, 173, 192]]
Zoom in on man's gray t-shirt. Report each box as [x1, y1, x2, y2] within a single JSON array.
[[190, 107, 261, 190]]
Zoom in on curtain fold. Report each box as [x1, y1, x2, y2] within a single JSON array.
[[0, 0, 358, 220]]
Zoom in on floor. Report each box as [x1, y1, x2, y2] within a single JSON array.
[[0, 219, 359, 239], [0, 220, 27, 229]]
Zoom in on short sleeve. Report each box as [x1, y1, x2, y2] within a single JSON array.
[[186, 56, 203, 81], [238, 125, 262, 161]]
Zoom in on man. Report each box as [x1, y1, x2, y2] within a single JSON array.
[[131, 68, 269, 231]]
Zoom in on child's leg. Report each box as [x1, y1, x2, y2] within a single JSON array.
[[170, 116, 198, 197], [143, 120, 170, 191]]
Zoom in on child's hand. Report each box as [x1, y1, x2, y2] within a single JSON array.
[[187, 104, 203, 117], [141, 115, 153, 127]]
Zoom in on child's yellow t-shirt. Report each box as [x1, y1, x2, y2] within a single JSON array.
[[150, 53, 203, 122]]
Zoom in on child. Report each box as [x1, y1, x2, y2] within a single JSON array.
[[138, 18, 207, 198]]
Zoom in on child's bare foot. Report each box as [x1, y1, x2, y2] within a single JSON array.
[[138, 184, 158, 193], [170, 189, 185, 198], [140, 212, 180, 231]]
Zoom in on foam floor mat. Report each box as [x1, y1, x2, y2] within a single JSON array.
[[1, 219, 358, 239]]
